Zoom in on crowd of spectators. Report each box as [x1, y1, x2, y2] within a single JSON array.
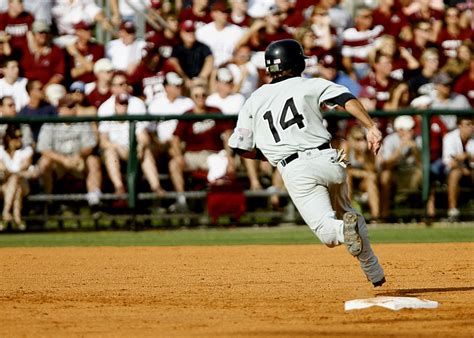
[[0, 0, 473, 229]]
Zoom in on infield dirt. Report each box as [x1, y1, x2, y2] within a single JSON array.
[[1, 243, 473, 337]]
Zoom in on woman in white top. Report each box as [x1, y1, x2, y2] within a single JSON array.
[[0, 124, 34, 231]]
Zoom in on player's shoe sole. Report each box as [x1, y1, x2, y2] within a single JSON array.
[[343, 212, 363, 256], [372, 277, 386, 287]]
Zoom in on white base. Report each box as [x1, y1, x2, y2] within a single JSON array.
[[345, 296, 439, 311]]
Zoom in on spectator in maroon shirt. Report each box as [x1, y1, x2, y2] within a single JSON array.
[[372, 0, 412, 42], [401, 21, 438, 62], [179, 0, 212, 29], [236, 7, 292, 52], [128, 42, 177, 103], [0, 0, 34, 59], [403, 0, 444, 42], [20, 20, 65, 86], [145, 12, 181, 59], [436, 7, 473, 67], [65, 21, 105, 85], [85, 58, 113, 109], [453, 54, 474, 107], [168, 83, 235, 211], [229, 0, 252, 28], [273, 0, 305, 35]]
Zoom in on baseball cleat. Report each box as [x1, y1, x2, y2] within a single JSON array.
[[372, 277, 386, 287], [343, 212, 363, 256]]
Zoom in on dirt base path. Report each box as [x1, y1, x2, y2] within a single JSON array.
[[0, 244, 473, 337]]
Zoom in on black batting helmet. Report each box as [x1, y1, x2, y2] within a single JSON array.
[[264, 39, 308, 75]]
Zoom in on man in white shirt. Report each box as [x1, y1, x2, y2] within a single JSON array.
[[0, 58, 29, 112], [147, 72, 195, 145], [105, 21, 146, 74], [442, 117, 474, 221], [206, 67, 245, 115], [98, 72, 164, 197], [196, 1, 245, 67]]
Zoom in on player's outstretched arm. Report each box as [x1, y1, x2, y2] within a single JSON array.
[[343, 99, 382, 155]]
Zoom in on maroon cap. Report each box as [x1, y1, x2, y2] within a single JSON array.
[[211, 1, 231, 13], [150, 0, 162, 9], [119, 21, 136, 33], [180, 20, 196, 32], [74, 21, 94, 31]]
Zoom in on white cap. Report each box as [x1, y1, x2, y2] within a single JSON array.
[[394, 115, 415, 131], [93, 58, 113, 74], [217, 67, 233, 83], [45, 84, 66, 106], [165, 72, 184, 86]]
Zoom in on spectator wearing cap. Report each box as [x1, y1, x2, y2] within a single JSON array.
[[64, 21, 105, 85], [0, 57, 29, 111], [0, 0, 34, 58], [431, 71, 471, 131], [105, 21, 147, 74], [317, 54, 361, 97], [69, 81, 96, 117], [179, 0, 213, 29], [147, 72, 195, 148], [441, 116, 474, 221], [372, 0, 412, 43], [20, 20, 66, 86], [341, 6, 384, 81], [36, 94, 103, 206], [128, 42, 177, 104], [236, 4, 292, 53], [206, 67, 245, 115], [18, 79, 57, 142], [145, 12, 181, 59], [228, 0, 252, 28], [98, 91, 165, 199], [85, 58, 113, 108], [167, 83, 235, 212], [51, 0, 113, 44], [195, 0, 245, 67], [378, 115, 422, 220], [168, 20, 214, 89], [453, 52, 474, 107]]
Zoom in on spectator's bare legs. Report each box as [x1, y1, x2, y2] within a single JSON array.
[[140, 147, 165, 196], [12, 178, 29, 226], [244, 158, 262, 190], [379, 169, 393, 219], [447, 168, 463, 211], [2, 175, 18, 222], [168, 155, 185, 193], [39, 156, 54, 194], [86, 155, 102, 193], [103, 147, 126, 194]]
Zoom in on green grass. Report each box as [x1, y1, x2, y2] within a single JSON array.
[[0, 224, 472, 247]]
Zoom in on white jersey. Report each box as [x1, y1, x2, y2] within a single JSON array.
[[229, 76, 349, 166]]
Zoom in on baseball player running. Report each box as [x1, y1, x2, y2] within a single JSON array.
[[228, 39, 385, 287]]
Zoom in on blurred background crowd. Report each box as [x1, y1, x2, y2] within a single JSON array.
[[0, 0, 473, 230]]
